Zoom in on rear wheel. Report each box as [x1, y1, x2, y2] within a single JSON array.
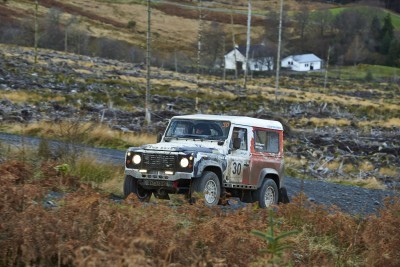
[[123, 175, 151, 202], [255, 179, 278, 208], [191, 171, 221, 207]]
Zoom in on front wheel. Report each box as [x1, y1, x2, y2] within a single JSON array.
[[255, 179, 278, 208], [191, 171, 221, 207], [123, 175, 151, 202]]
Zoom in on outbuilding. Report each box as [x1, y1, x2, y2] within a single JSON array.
[[281, 53, 322, 71], [224, 45, 274, 72]]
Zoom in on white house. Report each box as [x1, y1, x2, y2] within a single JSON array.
[[281, 54, 322, 72], [224, 45, 274, 71]]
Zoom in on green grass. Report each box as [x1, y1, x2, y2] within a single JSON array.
[[329, 7, 346, 16], [336, 64, 399, 80], [328, 6, 400, 29], [307, 64, 400, 81], [331, 178, 385, 190], [391, 12, 400, 29], [71, 157, 124, 184]]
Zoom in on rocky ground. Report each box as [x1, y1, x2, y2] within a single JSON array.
[[1, 44, 399, 190]]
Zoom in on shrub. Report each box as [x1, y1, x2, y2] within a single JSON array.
[[363, 197, 400, 266], [1, 157, 399, 266], [37, 138, 52, 160], [127, 20, 136, 29], [70, 156, 123, 185]]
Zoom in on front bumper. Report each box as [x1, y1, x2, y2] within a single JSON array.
[[125, 168, 193, 181]]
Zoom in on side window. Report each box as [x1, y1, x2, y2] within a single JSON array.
[[232, 127, 248, 151], [254, 130, 279, 153]]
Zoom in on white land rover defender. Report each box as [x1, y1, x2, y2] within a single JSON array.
[[124, 114, 288, 207]]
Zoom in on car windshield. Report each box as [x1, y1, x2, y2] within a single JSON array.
[[165, 119, 231, 140]]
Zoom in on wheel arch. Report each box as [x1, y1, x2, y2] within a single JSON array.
[[257, 168, 280, 189], [202, 165, 223, 184]]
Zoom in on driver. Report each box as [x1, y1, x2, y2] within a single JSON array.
[[194, 123, 211, 135]]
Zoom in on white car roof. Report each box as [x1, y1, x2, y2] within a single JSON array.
[[171, 114, 283, 131]]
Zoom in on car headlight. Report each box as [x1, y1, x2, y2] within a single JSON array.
[[180, 157, 189, 168], [133, 154, 142, 164]]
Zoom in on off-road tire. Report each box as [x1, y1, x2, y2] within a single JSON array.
[[255, 179, 279, 208], [191, 171, 221, 207], [123, 175, 151, 202]]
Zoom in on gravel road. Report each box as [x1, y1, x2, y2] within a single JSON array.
[[284, 176, 398, 215], [1, 133, 398, 215]]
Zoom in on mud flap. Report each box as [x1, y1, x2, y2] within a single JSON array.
[[240, 190, 253, 203], [278, 187, 290, 204]]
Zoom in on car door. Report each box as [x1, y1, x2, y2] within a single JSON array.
[[249, 128, 283, 186], [225, 126, 251, 184]]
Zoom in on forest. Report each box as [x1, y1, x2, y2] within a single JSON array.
[[301, 0, 399, 13]]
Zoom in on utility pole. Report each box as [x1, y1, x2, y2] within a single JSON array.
[[34, 0, 39, 64], [222, 34, 226, 86], [324, 46, 332, 90], [243, 0, 252, 91], [230, 0, 238, 82], [274, 0, 283, 103], [145, 0, 151, 124], [196, 0, 203, 113], [174, 50, 178, 73], [64, 16, 76, 53]]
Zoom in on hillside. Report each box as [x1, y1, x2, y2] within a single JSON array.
[[1, 0, 267, 54], [1, 0, 400, 65]]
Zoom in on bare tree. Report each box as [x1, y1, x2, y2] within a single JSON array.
[[145, 0, 151, 124], [0, 17, 34, 46], [196, 0, 203, 112], [34, 0, 39, 64], [311, 9, 333, 37], [324, 46, 332, 90], [345, 34, 368, 65], [275, 0, 283, 103], [174, 49, 178, 72], [68, 24, 89, 55], [64, 15, 78, 52], [222, 34, 226, 85], [243, 0, 252, 90], [40, 7, 64, 50], [295, 5, 309, 39], [230, 0, 238, 81], [264, 10, 279, 42], [333, 9, 367, 57], [201, 22, 225, 68]]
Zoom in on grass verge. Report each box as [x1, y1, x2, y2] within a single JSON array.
[[4, 121, 157, 150]]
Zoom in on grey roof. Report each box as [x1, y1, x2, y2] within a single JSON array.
[[292, 54, 322, 63]]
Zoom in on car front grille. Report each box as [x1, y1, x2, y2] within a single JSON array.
[[142, 153, 176, 170]]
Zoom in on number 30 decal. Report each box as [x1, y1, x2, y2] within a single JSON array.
[[232, 162, 242, 175]]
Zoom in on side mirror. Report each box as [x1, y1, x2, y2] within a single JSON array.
[[157, 133, 163, 143], [233, 137, 241, 150]]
